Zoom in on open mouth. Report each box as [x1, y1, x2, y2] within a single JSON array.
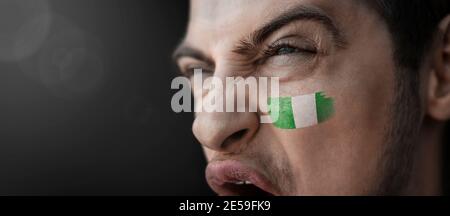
[[205, 160, 279, 196]]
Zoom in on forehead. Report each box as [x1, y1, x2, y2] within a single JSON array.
[[189, 0, 366, 21], [190, 0, 282, 23], [186, 0, 371, 52]]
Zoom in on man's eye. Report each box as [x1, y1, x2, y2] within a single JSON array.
[[275, 46, 300, 56], [183, 67, 213, 77], [266, 43, 317, 58], [256, 41, 319, 69]]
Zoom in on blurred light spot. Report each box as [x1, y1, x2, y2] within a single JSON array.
[[40, 46, 104, 96], [19, 15, 106, 100], [0, 0, 51, 62]]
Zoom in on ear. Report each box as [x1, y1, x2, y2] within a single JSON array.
[[428, 15, 450, 121]]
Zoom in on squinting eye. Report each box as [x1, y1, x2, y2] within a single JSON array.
[[275, 46, 300, 55], [183, 67, 214, 77]]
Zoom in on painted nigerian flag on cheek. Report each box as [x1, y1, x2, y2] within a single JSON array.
[[268, 92, 334, 129]]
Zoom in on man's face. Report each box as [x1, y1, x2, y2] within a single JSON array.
[[175, 0, 401, 195]]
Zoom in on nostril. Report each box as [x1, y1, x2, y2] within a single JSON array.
[[230, 129, 248, 141], [222, 129, 248, 150]]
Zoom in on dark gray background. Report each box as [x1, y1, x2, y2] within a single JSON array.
[[0, 0, 448, 196], [0, 0, 212, 195]]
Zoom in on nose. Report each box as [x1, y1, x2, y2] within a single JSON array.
[[190, 62, 260, 153], [192, 110, 259, 153]]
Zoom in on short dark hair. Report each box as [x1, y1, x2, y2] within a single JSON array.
[[366, 0, 450, 70]]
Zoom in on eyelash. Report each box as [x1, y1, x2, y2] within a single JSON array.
[[258, 41, 317, 64], [180, 41, 318, 75], [182, 66, 213, 77]]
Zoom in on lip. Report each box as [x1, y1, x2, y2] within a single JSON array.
[[205, 160, 279, 196]]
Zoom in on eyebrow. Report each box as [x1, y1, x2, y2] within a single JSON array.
[[172, 44, 214, 67], [172, 4, 346, 64], [235, 5, 347, 55]]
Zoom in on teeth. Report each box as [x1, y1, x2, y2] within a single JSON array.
[[233, 181, 252, 185]]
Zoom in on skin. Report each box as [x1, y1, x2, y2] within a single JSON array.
[[174, 0, 450, 195]]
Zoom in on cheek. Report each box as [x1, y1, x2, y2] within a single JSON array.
[[270, 34, 396, 194], [275, 75, 394, 194]]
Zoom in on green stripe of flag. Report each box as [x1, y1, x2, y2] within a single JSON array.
[[268, 97, 296, 129], [315, 92, 334, 123]]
